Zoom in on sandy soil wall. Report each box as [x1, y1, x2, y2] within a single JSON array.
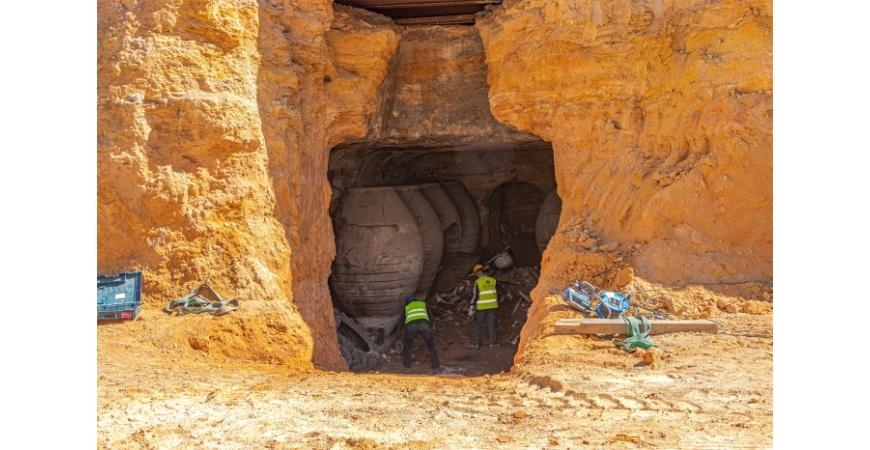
[[256, 2, 398, 368], [476, 0, 771, 352], [98, 0, 770, 368], [98, 0, 398, 369]]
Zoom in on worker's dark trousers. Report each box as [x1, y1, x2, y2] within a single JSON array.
[[471, 309, 497, 346], [402, 320, 440, 369]]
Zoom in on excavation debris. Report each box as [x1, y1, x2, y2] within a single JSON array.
[[335, 265, 539, 375]]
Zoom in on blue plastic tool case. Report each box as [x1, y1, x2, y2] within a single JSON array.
[[97, 272, 142, 321]]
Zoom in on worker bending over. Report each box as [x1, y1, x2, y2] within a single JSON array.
[[402, 295, 442, 373]]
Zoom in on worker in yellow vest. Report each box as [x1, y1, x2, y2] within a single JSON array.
[[402, 295, 441, 373], [468, 264, 502, 349]]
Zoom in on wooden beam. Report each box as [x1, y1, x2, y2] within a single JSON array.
[[394, 13, 478, 25], [554, 318, 718, 336], [338, 1, 494, 9]]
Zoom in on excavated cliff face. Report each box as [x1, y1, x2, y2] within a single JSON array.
[[256, 2, 398, 368], [328, 24, 553, 247], [97, 0, 312, 365], [98, 0, 771, 369], [98, 0, 397, 369], [476, 0, 772, 352], [372, 25, 529, 145]]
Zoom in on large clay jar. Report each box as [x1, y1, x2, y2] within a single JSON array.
[[535, 189, 562, 253], [331, 186, 424, 333], [394, 185, 444, 298], [419, 183, 462, 261], [441, 181, 480, 257]]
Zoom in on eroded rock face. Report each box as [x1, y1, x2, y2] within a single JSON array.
[[98, 0, 313, 366], [374, 25, 525, 144], [327, 25, 555, 267], [477, 0, 772, 351], [257, 2, 398, 368], [98, 0, 771, 369], [98, 0, 398, 369]]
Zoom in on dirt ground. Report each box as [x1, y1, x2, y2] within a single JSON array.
[[375, 309, 520, 377], [97, 277, 772, 449]]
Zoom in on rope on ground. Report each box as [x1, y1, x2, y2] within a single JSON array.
[[164, 283, 240, 316], [613, 315, 654, 352]]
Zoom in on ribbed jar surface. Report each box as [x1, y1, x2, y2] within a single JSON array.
[[394, 184, 444, 298], [419, 183, 462, 261], [440, 181, 480, 256], [331, 186, 424, 319]]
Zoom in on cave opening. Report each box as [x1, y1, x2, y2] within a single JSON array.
[[327, 140, 560, 375]]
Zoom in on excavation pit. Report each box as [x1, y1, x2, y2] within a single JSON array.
[[328, 142, 558, 375]]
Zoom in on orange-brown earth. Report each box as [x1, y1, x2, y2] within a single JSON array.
[[98, 282, 771, 449], [98, 0, 772, 448]]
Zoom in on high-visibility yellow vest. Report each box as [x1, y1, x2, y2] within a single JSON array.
[[475, 276, 499, 310], [404, 300, 430, 324]]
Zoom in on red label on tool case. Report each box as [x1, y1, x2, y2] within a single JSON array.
[[120, 311, 132, 319]]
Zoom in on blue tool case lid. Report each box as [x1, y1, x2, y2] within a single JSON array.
[[97, 272, 143, 311]]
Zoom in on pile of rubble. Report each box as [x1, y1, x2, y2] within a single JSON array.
[[334, 263, 543, 372]]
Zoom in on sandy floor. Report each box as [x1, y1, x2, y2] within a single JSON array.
[[98, 293, 771, 449]]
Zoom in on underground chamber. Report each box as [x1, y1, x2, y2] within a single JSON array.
[[328, 142, 560, 375]]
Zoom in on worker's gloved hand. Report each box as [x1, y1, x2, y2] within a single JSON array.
[[467, 305, 475, 317]]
